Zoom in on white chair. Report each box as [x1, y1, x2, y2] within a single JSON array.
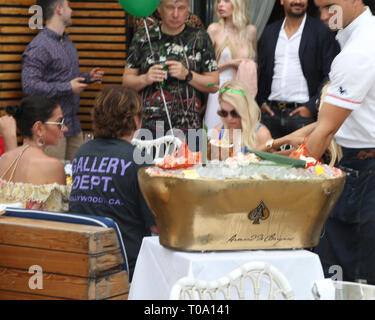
[[169, 261, 295, 300], [131, 135, 183, 160], [312, 279, 375, 300]]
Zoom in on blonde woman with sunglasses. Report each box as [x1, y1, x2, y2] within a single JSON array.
[[0, 96, 70, 211], [210, 81, 344, 164], [210, 81, 272, 155], [205, 0, 258, 137]]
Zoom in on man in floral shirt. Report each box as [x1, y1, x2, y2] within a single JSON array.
[[123, 0, 219, 149]]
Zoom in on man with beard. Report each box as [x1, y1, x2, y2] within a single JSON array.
[[256, 0, 340, 139], [22, 0, 104, 161]]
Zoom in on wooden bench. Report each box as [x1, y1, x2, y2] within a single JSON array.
[[0, 212, 129, 300]]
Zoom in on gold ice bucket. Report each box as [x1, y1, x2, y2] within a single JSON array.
[[138, 168, 346, 251]]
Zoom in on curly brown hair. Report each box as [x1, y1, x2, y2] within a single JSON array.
[[93, 86, 142, 139]]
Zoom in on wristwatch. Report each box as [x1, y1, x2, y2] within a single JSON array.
[[185, 70, 193, 82], [266, 139, 274, 151]]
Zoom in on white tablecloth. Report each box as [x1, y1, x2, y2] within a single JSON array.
[[129, 236, 324, 300]]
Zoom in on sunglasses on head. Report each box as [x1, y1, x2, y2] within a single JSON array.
[[217, 109, 240, 118], [44, 118, 65, 131]]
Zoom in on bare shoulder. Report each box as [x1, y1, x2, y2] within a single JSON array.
[[207, 23, 221, 37], [0, 151, 11, 172], [246, 24, 257, 33], [41, 157, 64, 173], [207, 22, 221, 32], [0, 147, 23, 171], [257, 125, 272, 146], [38, 157, 66, 185], [246, 24, 257, 39]]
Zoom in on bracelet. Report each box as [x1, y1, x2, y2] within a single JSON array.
[[266, 139, 274, 151]]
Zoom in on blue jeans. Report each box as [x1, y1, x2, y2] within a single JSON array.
[[314, 147, 375, 284]]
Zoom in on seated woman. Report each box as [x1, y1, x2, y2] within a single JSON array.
[[209, 80, 272, 157], [210, 80, 342, 166], [68, 86, 157, 282], [0, 115, 17, 156], [210, 80, 309, 158], [0, 96, 70, 211]]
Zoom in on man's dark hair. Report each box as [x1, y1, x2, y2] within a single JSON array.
[[364, 0, 375, 14], [37, 0, 64, 22]]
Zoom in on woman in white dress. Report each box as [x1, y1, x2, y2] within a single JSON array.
[[204, 0, 258, 137]]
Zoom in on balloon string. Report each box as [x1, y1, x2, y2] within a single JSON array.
[[159, 84, 174, 136], [144, 19, 153, 54], [143, 19, 174, 137]]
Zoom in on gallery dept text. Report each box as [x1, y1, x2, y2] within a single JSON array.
[[144, 304, 230, 317]]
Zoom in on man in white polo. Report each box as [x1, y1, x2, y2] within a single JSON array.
[[307, 0, 375, 284]]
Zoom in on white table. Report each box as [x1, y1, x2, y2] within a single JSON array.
[[129, 236, 324, 300]]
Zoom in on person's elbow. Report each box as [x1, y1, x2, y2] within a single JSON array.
[[205, 72, 219, 93], [122, 67, 141, 88], [122, 73, 129, 87], [22, 84, 39, 97], [22, 78, 44, 97], [122, 72, 140, 90], [21, 77, 32, 95], [212, 72, 219, 86], [329, 123, 342, 138], [207, 86, 219, 93], [317, 122, 340, 142]]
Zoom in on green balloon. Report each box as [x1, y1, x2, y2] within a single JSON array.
[[118, 0, 160, 18]]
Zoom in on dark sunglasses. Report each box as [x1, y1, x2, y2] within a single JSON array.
[[217, 109, 240, 118]]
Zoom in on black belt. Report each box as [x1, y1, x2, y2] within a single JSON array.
[[269, 101, 304, 110]]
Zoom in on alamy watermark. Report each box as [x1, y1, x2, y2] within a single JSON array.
[[26, 5, 345, 31], [328, 264, 343, 289], [28, 265, 43, 290], [28, 5, 43, 30], [131, 122, 244, 165], [328, 5, 344, 30]]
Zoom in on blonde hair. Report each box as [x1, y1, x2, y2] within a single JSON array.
[[218, 80, 260, 151], [215, 0, 250, 42], [319, 82, 343, 167]]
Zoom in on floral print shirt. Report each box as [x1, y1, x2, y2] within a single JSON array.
[[126, 24, 218, 131]]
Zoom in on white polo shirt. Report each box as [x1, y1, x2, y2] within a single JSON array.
[[269, 14, 310, 104], [325, 7, 375, 148]]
